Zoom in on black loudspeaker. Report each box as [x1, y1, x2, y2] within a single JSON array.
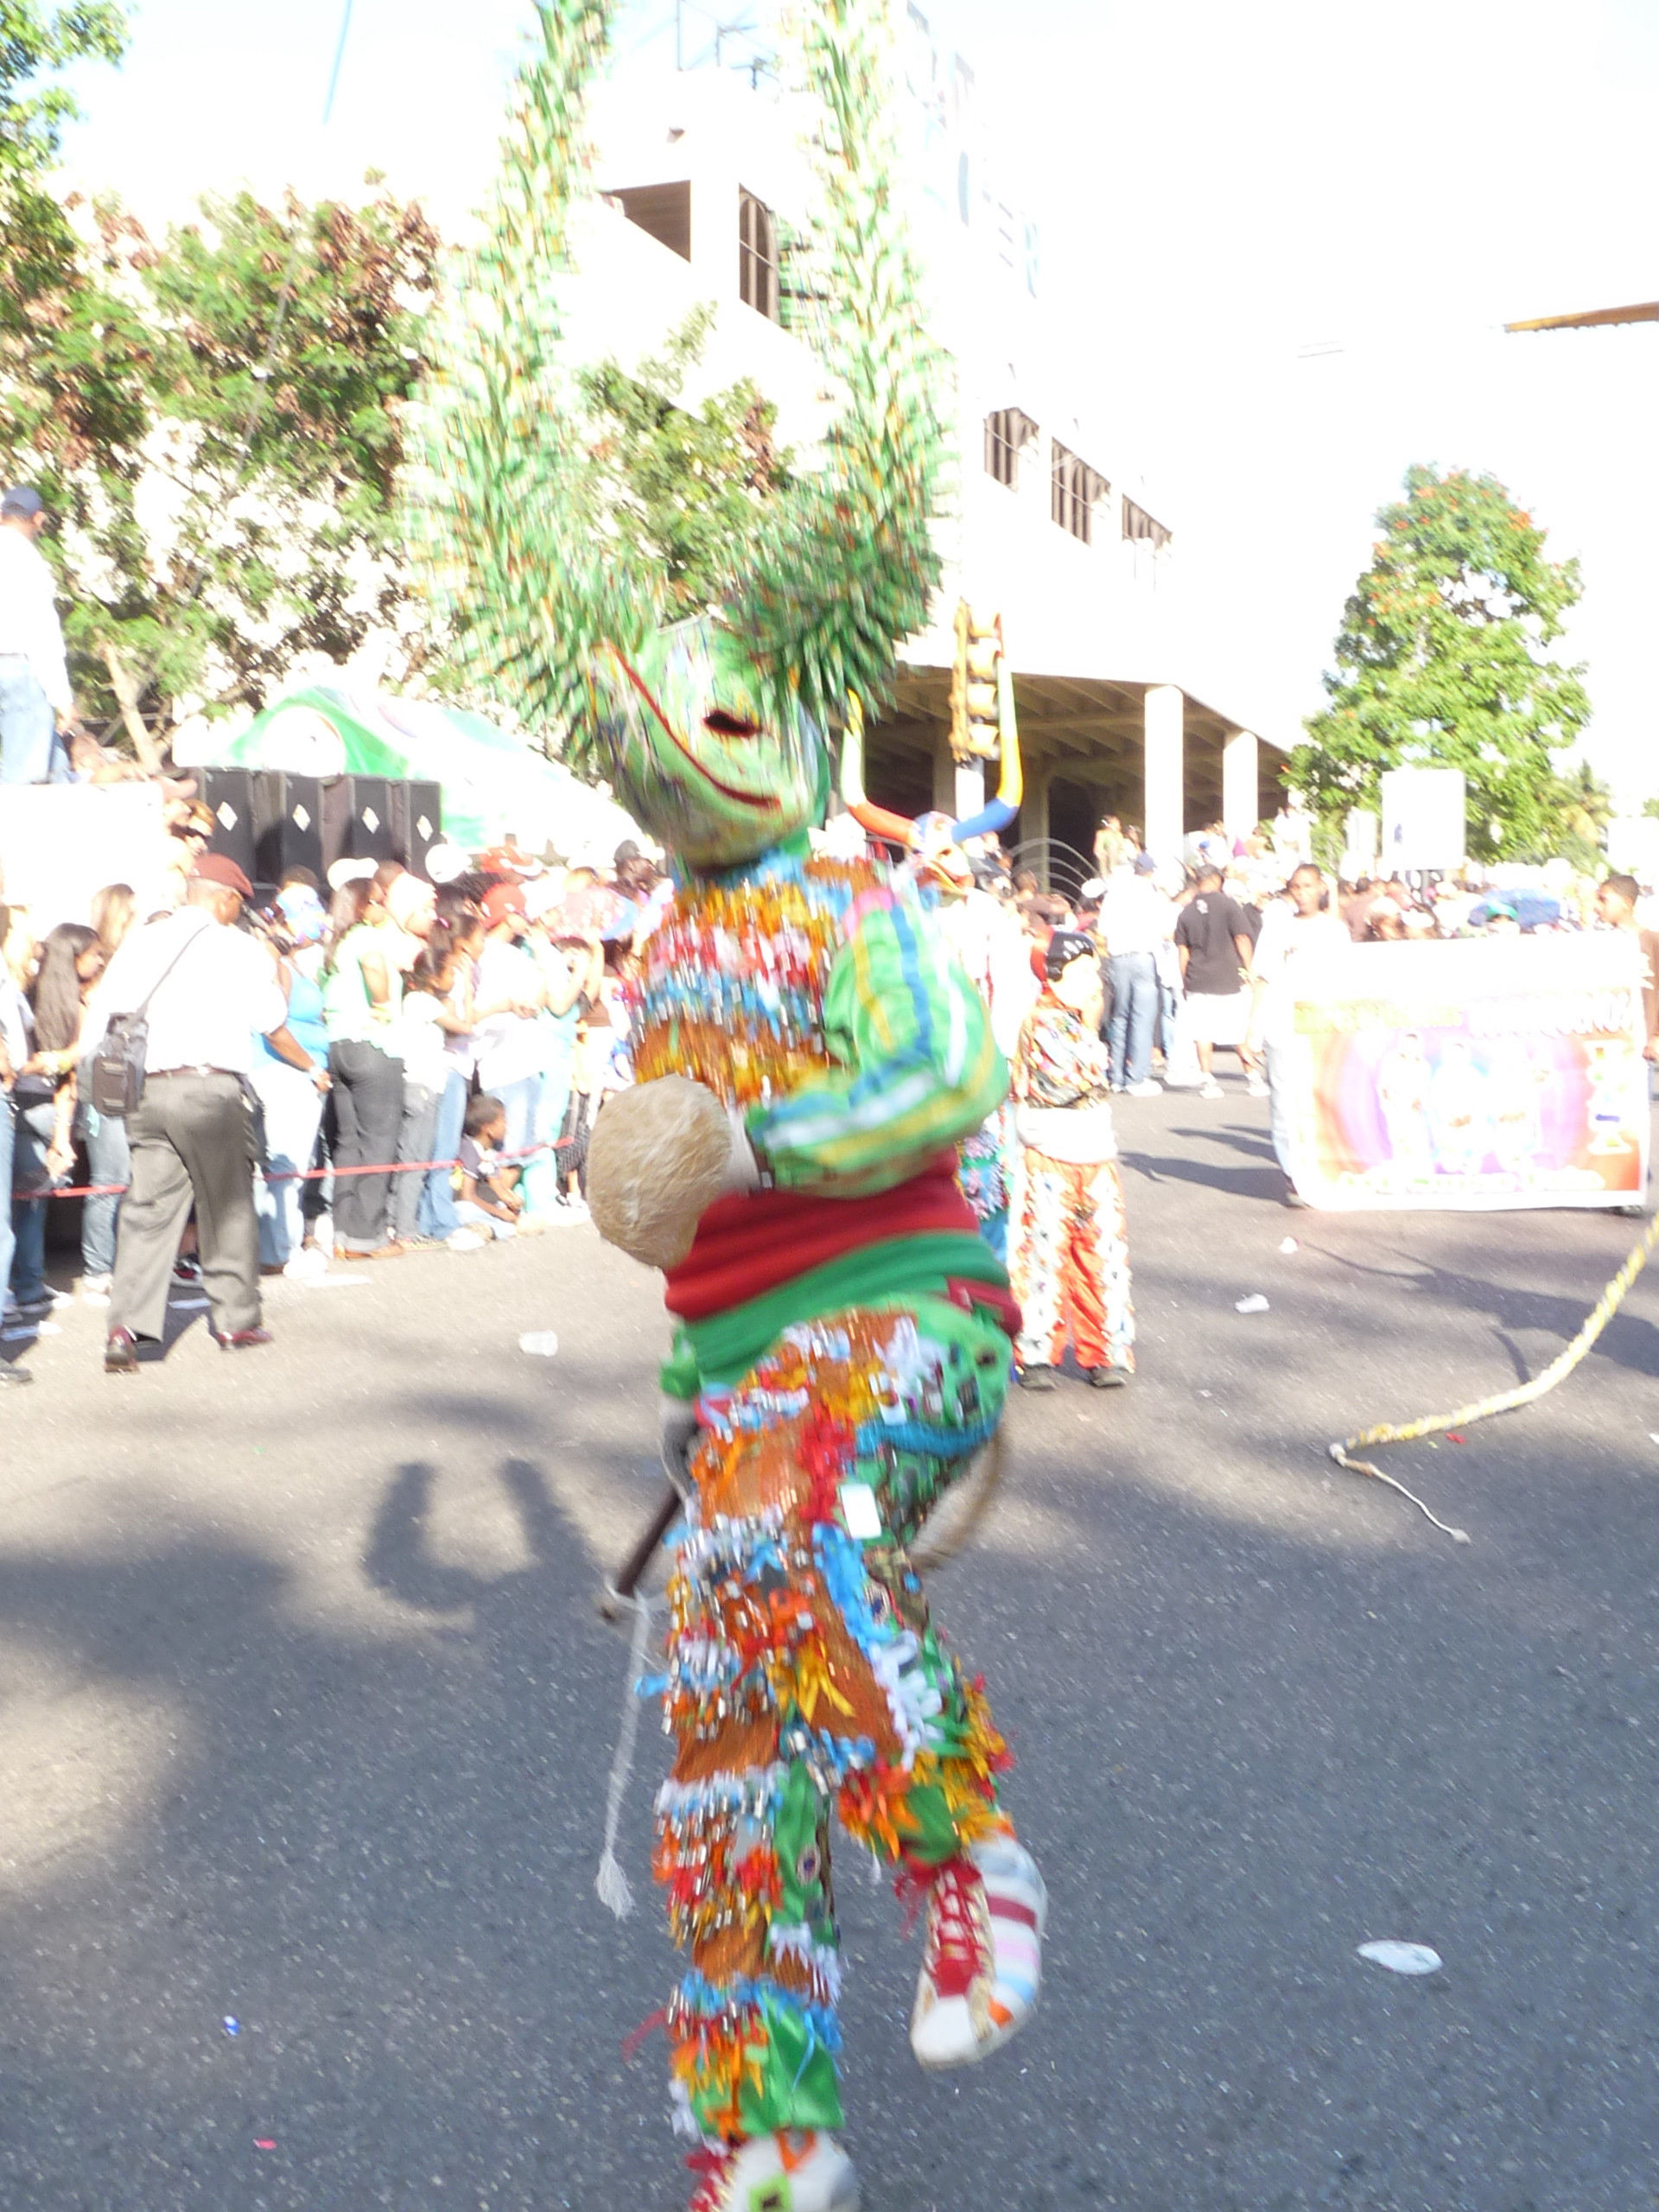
[[200, 767, 258, 880], [251, 772, 323, 893], [320, 776, 354, 874], [320, 775, 400, 873], [392, 780, 443, 876]]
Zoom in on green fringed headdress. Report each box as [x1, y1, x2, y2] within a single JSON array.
[[404, 0, 947, 869]]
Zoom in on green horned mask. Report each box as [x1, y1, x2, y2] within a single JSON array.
[[405, 0, 946, 874], [586, 615, 828, 872]]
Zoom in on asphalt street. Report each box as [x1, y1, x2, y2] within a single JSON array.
[[2, 1083, 1656, 2212]]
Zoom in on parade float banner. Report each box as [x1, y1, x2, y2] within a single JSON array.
[[1271, 934, 1649, 1211]]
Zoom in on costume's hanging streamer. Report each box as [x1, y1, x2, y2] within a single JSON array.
[[596, 1590, 656, 1918], [1327, 1211, 1659, 1545]]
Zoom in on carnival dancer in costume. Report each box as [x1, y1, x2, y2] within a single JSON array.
[[1008, 931, 1136, 1391], [407, 5, 1046, 2207]]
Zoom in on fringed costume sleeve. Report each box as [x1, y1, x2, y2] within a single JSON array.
[[747, 900, 1008, 1195]]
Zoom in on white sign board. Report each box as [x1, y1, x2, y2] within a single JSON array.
[[1380, 766, 1465, 873]]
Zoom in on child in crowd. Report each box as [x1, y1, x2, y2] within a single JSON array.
[[454, 1092, 524, 1239], [1008, 928, 1136, 1390]]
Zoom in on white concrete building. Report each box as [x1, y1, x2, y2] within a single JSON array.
[[558, 16, 1288, 876]]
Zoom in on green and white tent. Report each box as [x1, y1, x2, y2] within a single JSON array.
[[197, 685, 641, 858]]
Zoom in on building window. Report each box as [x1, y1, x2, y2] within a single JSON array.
[[983, 408, 1038, 488], [1122, 497, 1172, 550], [610, 181, 691, 261], [1051, 442, 1109, 543], [739, 188, 779, 321]]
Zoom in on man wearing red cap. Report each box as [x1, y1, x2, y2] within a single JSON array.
[[87, 855, 330, 1372]]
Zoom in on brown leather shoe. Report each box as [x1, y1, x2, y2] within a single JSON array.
[[214, 1326, 275, 1352], [105, 1327, 139, 1375]]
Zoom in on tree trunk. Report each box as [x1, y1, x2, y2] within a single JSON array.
[[99, 643, 165, 774]]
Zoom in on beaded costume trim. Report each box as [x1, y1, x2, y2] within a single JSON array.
[[631, 851, 888, 1109]]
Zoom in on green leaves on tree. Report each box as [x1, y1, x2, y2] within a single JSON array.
[[1292, 464, 1593, 863], [575, 306, 791, 619], [0, 181, 439, 753]]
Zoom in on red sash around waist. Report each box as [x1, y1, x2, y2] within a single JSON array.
[[663, 1151, 979, 1322]]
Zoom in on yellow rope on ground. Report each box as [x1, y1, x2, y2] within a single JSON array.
[[1328, 1211, 1659, 1545]]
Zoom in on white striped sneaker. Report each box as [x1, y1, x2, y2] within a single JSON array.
[[908, 1835, 1046, 2069]]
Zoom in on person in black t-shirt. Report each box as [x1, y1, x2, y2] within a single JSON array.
[[1172, 864, 1256, 1097]]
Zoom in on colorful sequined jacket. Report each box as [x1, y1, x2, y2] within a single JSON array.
[[631, 842, 1014, 1389], [1010, 990, 1118, 1166]]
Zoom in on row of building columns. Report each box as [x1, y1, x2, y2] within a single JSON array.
[[926, 689, 1262, 864]]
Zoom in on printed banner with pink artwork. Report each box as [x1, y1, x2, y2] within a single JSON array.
[[1270, 934, 1649, 1210]]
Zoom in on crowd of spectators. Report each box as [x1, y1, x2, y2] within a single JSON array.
[[0, 831, 665, 1384], [4, 782, 1656, 1388], [957, 813, 1659, 1101]]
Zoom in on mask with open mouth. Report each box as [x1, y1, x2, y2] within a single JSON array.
[[587, 614, 828, 872]]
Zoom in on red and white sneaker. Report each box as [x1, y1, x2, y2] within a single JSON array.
[[690, 2131, 860, 2212], [908, 1834, 1047, 2069]]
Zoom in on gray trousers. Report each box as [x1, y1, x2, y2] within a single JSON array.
[[110, 1071, 261, 1342]]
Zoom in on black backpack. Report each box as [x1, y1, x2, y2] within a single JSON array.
[[89, 923, 210, 1119]]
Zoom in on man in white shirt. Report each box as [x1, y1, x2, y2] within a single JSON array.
[[0, 487, 77, 785], [90, 855, 327, 1371]]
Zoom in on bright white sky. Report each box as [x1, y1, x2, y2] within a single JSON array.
[[60, 0, 1659, 798]]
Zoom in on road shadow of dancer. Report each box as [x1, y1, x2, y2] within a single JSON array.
[[362, 1457, 575, 1616]]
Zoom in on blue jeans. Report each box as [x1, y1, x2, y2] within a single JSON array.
[[0, 659, 66, 783], [491, 1073, 543, 1180], [80, 1103, 130, 1277], [521, 1063, 574, 1217], [0, 1093, 16, 1301], [1107, 951, 1159, 1088], [417, 1067, 468, 1240], [9, 1099, 59, 1304], [250, 1058, 325, 1267]]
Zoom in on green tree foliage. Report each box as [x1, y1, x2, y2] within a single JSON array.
[[0, 3, 129, 337], [1554, 758, 1614, 873], [1293, 464, 1591, 862], [0, 184, 439, 757], [576, 307, 791, 618], [0, 2, 128, 185]]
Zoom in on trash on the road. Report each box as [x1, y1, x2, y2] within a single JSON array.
[[1357, 1940, 1441, 1975], [519, 1331, 560, 1357], [1446, 1431, 1467, 1444], [1279, 1236, 1299, 1254], [254, 2139, 276, 2150], [1198, 1389, 1212, 1398], [1234, 1294, 1270, 1314], [223, 2016, 239, 2036]]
